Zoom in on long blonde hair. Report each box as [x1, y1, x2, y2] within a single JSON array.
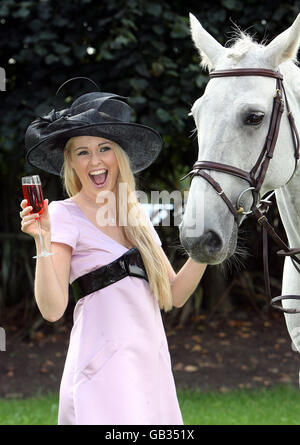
[[61, 136, 173, 312]]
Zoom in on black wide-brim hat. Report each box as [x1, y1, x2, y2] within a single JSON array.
[[25, 81, 162, 176]]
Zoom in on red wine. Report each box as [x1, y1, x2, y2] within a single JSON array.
[[22, 184, 44, 215]]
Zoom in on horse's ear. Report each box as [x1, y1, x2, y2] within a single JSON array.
[[264, 14, 300, 68], [189, 13, 223, 71]]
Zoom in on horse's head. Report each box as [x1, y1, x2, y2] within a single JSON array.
[[180, 13, 300, 265]]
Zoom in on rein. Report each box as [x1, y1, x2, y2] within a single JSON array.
[[180, 68, 300, 314]]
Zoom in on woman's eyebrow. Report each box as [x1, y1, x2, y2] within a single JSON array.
[[74, 142, 110, 151]]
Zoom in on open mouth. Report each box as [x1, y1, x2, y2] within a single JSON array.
[[89, 170, 108, 187]]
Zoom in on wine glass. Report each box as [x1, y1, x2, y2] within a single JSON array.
[[22, 175, 55, 258]]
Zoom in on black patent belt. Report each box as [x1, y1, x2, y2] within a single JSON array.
[[70, 247, 148, 303]]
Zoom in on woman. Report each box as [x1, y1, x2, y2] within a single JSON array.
[[20, 82, 207, 425]]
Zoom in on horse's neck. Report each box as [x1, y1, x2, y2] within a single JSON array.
[[276, 179, 300, 252], [279, 61, 300, 127], [273, 62, 300, 335], [275, 61, 300, 250], [275, 170, 300, 345]]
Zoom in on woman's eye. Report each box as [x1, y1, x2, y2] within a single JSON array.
[[77, 146, 111, 155], [244, 112, 265, 126]]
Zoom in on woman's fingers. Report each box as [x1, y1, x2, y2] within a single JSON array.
[[21, 220, 34, 228], [20, 206, 33, 217], [22, 213, 39, 221], [20, 199, 33, 215], [22, 218, 38, 225], [20, 199, 50, 239], [20, 199, 28, 209]]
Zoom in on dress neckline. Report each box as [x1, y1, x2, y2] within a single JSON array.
[[65, 197, 133, 251]]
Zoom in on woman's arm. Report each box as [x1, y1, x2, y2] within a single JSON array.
[[170, 257, 207, 308], [20, 198, 71, 322], [159, 247, 207, 308], [34, 236, 71, 322]]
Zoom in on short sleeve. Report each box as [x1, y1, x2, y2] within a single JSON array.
[[48, 201, 80, 251], [141, 206, 162, 247]]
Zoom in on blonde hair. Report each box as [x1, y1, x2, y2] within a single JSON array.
[[61, 136, 173, 312]]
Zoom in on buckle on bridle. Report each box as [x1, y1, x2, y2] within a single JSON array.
[[258, 214, 267, 224], [236, 186, 260, 215], [236, 188, 275, 216], [274, 88, 282, 98]]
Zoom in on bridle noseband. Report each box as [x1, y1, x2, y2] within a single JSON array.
[[181, 68, 300, 314]]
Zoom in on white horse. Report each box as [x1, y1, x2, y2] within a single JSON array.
[[179, 13, 300, 351]]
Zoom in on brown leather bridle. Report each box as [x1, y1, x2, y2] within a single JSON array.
[[180, 68, 300, 314]]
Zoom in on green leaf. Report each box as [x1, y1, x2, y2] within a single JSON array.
[[62, 56, 73, 66], [151, 62, 164, 76], [156, 108, 171, 122], [160, 57, 177, 69], [52, 43, 70, 55], [0, 4, 9, 16], [174, 107, 188, 118], [12, 8, 30, 19], [221, 0, 243, 10], [196, 74, 207, 88], [170, 21, 190, 39], [147, 3, 162, 17], [73, 45, 88, 59], [39, 31, 57, 40], [164, 86, 179, 96], [45, 54, 60, 64], [166, 70, 179, 77], [121, 18, 137, 30], [151, 41, 167, 52], [135, 63, 150, 78], [129, 78, 149, 90], [54, 17, 69, 27], [153, 25, 164, 35], [34, 45, 47, 57], [99, 49, 114, 60], [128, 96, 147, 105]]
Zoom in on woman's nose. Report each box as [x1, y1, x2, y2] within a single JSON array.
[[90, 152, 104, 163]]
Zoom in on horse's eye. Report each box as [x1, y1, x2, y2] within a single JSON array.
[[244, 112, 265, 125]]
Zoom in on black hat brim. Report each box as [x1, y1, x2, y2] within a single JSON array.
[[25, 122, 162, 176]]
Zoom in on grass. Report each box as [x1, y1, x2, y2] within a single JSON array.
[[0, 385, 299, 425], [177, 384, 300, 425], [0, 391, 59, 425]]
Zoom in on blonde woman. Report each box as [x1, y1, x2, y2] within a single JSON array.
[[20, 82, 207, 425]]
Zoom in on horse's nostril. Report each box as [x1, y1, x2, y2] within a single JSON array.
[[204, 230, 222, 252]]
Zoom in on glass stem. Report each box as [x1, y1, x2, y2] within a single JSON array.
[[37, 218, 45, 252]]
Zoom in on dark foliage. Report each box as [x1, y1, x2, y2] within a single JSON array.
[[0, 0, 299, 337]]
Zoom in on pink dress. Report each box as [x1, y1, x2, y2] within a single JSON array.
[[48, 198, 184, 425]]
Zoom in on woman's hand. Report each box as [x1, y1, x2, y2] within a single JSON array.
[[20, 198, 51, 241]]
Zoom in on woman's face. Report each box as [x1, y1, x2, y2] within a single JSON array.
[[68, 135, 119, 199]]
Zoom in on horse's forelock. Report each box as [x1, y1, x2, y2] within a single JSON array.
[[225, 30, 266, 64]]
